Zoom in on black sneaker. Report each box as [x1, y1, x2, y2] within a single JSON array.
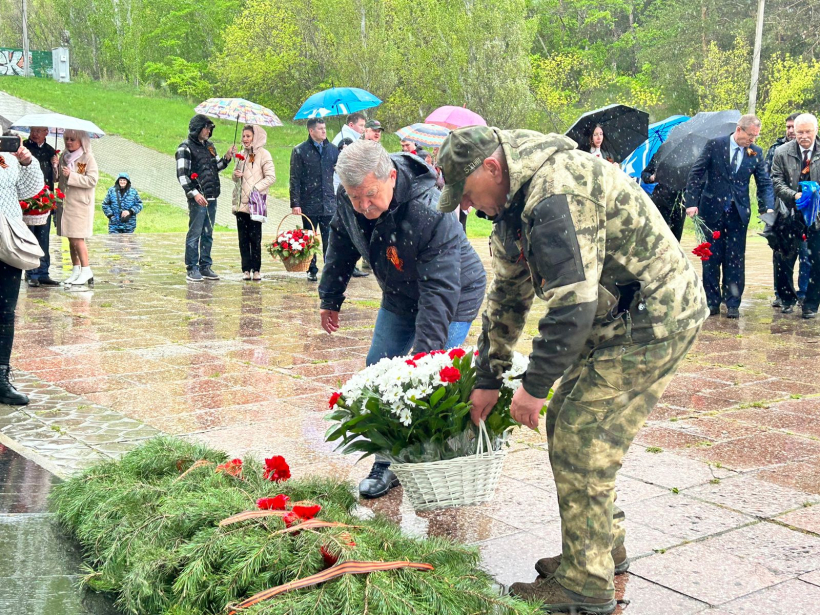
[[200, 267, 219, 280], [803, 309, 817, 319], [307, 271, 318, 282], [351, 267, 370, 278], [772, 297, 782, 308], [358, 462, 399, 499], [782, 304, 796, 314], [726, 306, 740, 319], [186, 269, 203, 283]]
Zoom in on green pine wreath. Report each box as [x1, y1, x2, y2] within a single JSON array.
[[50, 437, 539, 615]]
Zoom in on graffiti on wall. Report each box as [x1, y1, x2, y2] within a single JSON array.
[[0, 49, 52, 77]]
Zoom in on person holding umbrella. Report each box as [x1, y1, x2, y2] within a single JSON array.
[[582, 124, 616, 163], [56, 129, 99, 288], [175, 114, 236, 283], [232, 125, 276, 281], [684, 114, 774, 318], [641, 151, 684, 240], [22, 126, 60, 287]]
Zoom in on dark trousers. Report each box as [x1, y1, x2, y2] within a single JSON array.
[[302, 214, 332, 275], [661, 204, 685, 241], [185, 199, 216, 271], [773, 240, 810, 302], [236, 212, 262, 272], [702, 207, 747, 309], [25, 213, 51, 280], [0, 261, 22, 365], [803, 229, 820, 312]]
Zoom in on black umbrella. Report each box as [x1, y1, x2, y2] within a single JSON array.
[[654, 110, 741, 191], [565, 104, 649, 163]]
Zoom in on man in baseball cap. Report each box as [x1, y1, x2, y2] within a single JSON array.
[[437, 125, 708, 614], [364, 119, 384, 143]]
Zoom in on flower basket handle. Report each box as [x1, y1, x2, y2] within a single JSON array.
[[276, 212, 315, 237], [474, 421, 494, 456]]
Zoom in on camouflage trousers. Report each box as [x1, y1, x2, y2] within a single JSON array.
[[545, 325, 701, 599]]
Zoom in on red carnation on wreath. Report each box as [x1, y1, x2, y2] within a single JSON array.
[[263, 456, 291, 482], [292, 501, 322, 520], [215, 458, 243, 477]]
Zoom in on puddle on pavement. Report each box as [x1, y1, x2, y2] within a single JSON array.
[[0, 443, 120, 615]]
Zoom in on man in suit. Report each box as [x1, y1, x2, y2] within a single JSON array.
[[685, 114, 774, 318], [770, 113, 820, 318]]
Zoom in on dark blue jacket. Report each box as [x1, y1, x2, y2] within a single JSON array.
[[289, 138, 339, 218], [101, 173, 143, 233], [684, 134, 774, 227], [319, 153, 486, 353]]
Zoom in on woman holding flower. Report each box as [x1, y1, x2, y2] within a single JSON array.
[[232, 125, 275, 281], [56, 129, 99, 287]]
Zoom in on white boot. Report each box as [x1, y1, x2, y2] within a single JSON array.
[[71, 267, 94, 287], [63, 266, 81, 286]]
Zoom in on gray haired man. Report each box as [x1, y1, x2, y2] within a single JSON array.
[[318, 139, 486, 498]]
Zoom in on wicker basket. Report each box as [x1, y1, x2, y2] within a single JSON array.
[[390, 422, 506, 511], [273, 213, 316, 272], [23, 213, 50, 226]]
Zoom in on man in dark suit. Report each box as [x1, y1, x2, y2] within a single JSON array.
[[289, 118, 340, 281], [684, 114, 774, 318]]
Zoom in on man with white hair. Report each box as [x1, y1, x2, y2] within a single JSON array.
[[318, 139, 486, 499], [685, 114, 774, 318], [770, 113, 820, 318]]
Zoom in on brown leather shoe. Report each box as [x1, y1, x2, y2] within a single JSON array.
[[508, 575, 616, 614], [535, 544, 629, 578]]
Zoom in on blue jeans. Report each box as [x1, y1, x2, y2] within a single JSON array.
[[185, 199, 216, 271], [25, 213, 51, 280], [366, 308, 473, 366]]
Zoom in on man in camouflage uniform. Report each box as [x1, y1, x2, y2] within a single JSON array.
[[437, 126, 708, 614]]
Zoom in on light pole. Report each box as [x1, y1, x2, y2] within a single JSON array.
[[21, 0, 31, 77], [748, 0, 766, 114]]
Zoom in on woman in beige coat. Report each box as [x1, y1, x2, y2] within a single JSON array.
[[232, 125, 275, 281], [56, 129, 99, 287]]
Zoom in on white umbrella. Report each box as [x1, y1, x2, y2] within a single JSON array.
[[11, 113, 106, 138]]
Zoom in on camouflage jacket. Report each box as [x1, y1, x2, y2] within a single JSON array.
[[475, 129, 709, 398]]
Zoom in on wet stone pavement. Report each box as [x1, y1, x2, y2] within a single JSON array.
[[2, 232, 820, 614]]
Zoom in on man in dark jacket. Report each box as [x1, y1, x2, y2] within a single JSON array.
[[175, 114, 235, 283], [23, 126, 59, 287], [641, 151, 684, 240], [770, 113, 820, 318], [684, 114, 774, 318], [290, 118, 340, 281], [766, 112, 810, 307], [319, 140, 486, 499]]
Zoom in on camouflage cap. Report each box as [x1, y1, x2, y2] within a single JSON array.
[[437, 126, 500, 212], [365, 119, 384, 131]]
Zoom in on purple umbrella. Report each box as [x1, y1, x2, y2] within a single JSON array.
[[426, 106, 487, 130]]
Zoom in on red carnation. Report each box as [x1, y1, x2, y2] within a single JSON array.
[[412, 352, 428, 361], [283, 511, 300, 528], [235, 153, 246, 161], [280, 242, 288, 250], [439, 366, 461, 383], [292, 501, 321, 520], [263, 456, 291, 482], [474, 350, 479, 356], [448, 348, 466, 359], [321, 545, 339, 567], [431, 349, 446, 355], [329, 391, 342, 408], [405, 359, 417, 367], [55, 189, 65, 199], [712, 231, 721, 240], [215, 458, 243, 477], [257, 494, 290, 510], [191, 173, 199, 180]]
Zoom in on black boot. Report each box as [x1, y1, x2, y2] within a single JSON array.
[[358, 462, 399, 498], [0, 366, 28, 406]]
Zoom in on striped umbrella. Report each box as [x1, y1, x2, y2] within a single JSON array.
[[395, 123, 451, 148], [195, 98, 283, 144]]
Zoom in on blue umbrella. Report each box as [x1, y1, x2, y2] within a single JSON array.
[[294, 87, 382, 120], [621, 115, 690, 195]]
